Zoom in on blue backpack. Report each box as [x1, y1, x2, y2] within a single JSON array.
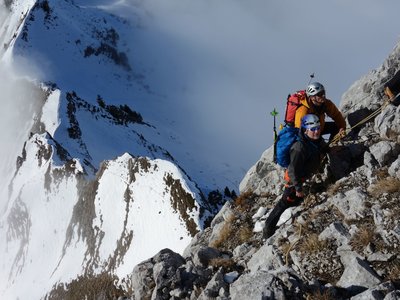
[[274, 126, 300, 168]]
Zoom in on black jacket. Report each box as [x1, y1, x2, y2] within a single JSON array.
[[287, 130, 327, 192]]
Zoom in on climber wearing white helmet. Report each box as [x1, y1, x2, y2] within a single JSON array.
[[294, 82, 346, 141]]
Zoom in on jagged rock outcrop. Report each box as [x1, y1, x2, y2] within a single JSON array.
[[128, 45, 400, 299]]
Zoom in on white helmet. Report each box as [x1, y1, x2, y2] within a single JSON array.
[[306, 82, 325, 97], [301, 114, 320, 130]]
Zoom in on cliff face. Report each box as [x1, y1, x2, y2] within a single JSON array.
[[126, 46, 400, 299]]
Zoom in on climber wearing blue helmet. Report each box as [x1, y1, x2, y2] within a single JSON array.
[[263, 114, 327, 239]]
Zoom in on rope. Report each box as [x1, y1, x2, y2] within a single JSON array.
[[338, 78, 393, 117], [328, 96, 393, 146]]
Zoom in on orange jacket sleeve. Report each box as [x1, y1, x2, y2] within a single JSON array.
[[324, 99, 346, 129], [295, 98, 345, 130]]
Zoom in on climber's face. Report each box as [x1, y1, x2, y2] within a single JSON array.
[[310, 91, 326, 107], [305, 126, 321, 140]]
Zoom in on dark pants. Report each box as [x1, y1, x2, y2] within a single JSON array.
[[322, 121, 340, 142], [263, 187, 303, 239]]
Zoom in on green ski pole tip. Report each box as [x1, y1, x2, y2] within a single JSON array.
[[270, 109, 278, 116]]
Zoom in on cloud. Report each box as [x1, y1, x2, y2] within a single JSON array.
[[104, 0, 400, 176], [0, 7, 48, 197], [0, 62, 44, 203], [2, 0, 399, 189]]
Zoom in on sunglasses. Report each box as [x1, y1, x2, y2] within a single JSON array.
[[313, 91, 325, 98], [308, 126, 321, 132]]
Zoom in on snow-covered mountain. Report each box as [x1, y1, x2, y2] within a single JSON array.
[[0, 0, 235, 298], [2, 0, 241, 192]]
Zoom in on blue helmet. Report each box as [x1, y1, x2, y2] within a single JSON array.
[[301, 114, 320, 130], [306, 82, 325, 97]]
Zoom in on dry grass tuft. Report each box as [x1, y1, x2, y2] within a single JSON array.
[[209, 257, 235, 270], [233, 190, 256, 213], [303, 194, 319, 209], [209, 214, 235, 249], [238, 225, 253, 242], [374, 168, 389, 180], [279, 239, 292, 254], [326, 182, 342, 197], [349, 225, 375, 254], [46, 272, 127, 300], [209, 208, 254, 251], [306, 288, 336, 300], [367, 177, 400, 198], [387, 259, 400, 283], [297, 233, 327, 254]]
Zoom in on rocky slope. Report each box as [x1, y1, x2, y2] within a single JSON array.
[[122, 45, 400, 299]]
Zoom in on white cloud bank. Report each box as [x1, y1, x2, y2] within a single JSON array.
[[2, 0, 400, 188], [0, 62, 43, 204], [102, 0, 400, 174]]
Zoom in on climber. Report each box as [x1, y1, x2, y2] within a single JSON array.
[[263, 114, 327, 239], [384, 70, 400, 106], [294, 82, 346, 141]]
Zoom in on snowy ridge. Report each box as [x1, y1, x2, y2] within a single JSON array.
[[2, 131, 204, 299], [4, 0, 238, 191], [0, 0, 230, 298]]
